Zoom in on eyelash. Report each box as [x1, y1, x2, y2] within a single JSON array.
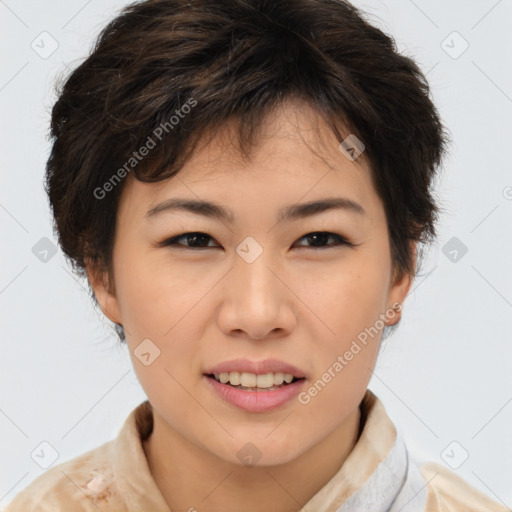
[[157, 231, 354, 250]]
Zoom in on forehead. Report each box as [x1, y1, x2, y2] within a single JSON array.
[[116, 100, 381, 224]]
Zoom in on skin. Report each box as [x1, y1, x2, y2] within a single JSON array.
[[87, 98, 414, 512]]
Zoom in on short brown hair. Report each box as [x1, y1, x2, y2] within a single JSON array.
[[45, 0, 448, 343]]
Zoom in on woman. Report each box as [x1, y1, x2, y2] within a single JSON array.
[[5, 0, 507, 510]]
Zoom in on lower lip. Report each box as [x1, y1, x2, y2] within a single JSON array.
[[204, 375, 306, 413]]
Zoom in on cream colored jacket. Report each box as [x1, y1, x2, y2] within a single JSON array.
[[4, 390, 508, 511]]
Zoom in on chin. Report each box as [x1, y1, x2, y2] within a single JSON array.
[[211, 435, 305, 468]]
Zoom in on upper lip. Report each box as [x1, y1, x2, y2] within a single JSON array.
[[204, 358, 306, 378]]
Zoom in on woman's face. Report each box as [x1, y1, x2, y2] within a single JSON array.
[[89, 100, 412, 466]]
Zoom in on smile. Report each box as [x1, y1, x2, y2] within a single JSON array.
[[209, 371, 302, 390], [204, 373, 306, 412]]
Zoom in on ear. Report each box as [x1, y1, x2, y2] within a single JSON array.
[[385, 242, 417, 326], [85, 258, 122, 325]]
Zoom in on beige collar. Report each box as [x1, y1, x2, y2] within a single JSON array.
[[111, 389, 421, 512]]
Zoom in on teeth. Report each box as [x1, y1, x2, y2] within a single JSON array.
[[273, 372, 284, 385], [229, 372, 240, 386], [256, 373, 273, 388], [213, 371, 298, 388], [240, 372, 257, 387]]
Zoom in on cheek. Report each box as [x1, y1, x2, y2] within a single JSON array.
[[309, 255, 390, 343], [337, 266, 389, 334], [300, 247, 391, 390], [112, 243, 189, 335], [296, 263, 388, 423], [112, 245, 210, 378]]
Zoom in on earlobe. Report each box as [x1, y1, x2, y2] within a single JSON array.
[[85, 259, 122, 325], [385, 242, 417, 325], [385, 274, 411, 326]]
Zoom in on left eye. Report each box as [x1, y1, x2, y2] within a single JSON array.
[[294, 232, 353, 249], [158, 231, 352, 249]]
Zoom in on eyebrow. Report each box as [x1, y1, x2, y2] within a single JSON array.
[[145, 196, 366, 223]]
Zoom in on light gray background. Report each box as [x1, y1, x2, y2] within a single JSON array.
[[1, 0, 511, 508]]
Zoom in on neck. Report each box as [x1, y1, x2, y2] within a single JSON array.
[[143, 405, 362, 512]]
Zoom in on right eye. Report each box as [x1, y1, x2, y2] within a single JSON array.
[[158, 232, 220, 249]]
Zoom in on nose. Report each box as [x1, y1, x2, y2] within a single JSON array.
[[216, 242, 296, 340]]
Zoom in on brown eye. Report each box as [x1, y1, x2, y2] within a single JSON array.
[[159, 232, 219, 249], [294, 232, 353, 249], [158, 231, 353, 250]]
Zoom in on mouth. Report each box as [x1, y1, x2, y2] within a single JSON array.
[[203, 359, 307, 412], [205, 372, 305, 391], [203, 371, 307, 413]]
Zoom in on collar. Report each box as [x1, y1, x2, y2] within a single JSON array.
[[113, 400, 171, 511], [112, 389, 427, 512], [303, 389, 428, 512]]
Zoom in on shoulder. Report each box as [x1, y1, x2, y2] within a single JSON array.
[[419, 461, 509, 512], [4, 440, 126, 512]]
